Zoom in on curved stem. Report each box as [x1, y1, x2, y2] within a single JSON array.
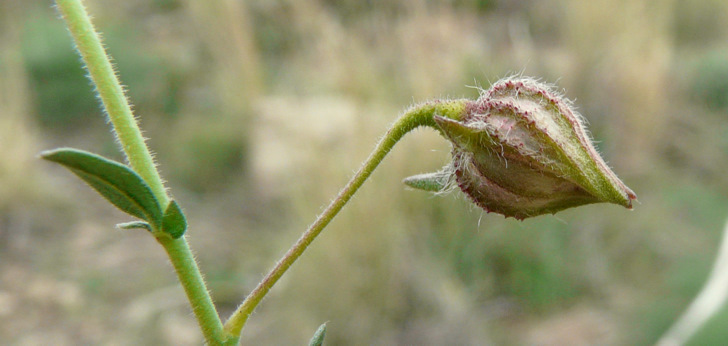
[[223, 99, 468, 337], [657, 216, 728, 346], [55, 1, 229, 344]]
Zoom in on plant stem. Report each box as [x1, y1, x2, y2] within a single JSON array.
[[158, 236, 238, 345], [223, 99, 468, 337], [55, 1, 230, 344], [55, 0, 167, 205]]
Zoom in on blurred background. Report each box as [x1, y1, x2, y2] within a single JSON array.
[[1, 0, 728, 344]]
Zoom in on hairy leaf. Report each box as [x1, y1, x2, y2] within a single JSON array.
[[308, 322, 327, 346], [403, 171, 450, 192], [41, 148, 162, 227]]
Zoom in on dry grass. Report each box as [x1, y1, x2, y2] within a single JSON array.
[[2, 0, 728, 344]]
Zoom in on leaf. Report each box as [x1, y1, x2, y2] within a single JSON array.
[[433, 115, 487, 153], [117, 221, 152, 232], [403, 170, 450, 192], [308, 322, 327, 346], [41, 148, 162, 227], [161, 200, 187, 238]]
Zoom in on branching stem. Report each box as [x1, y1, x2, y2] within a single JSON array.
[[56, 2, 467, 342]]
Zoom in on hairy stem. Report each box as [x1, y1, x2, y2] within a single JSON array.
[[158, 236, 238, 345], [55, 0, 166, 204], [55, 1, 230, 344], [223, 100, 468, 337]]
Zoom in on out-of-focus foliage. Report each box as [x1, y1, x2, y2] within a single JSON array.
[[690, 50, 728, 111], [2, 0, 728, 344]]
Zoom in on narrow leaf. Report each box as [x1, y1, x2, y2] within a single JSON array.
[[403, 170, 450, 192], [117, 221, 152, 232], [161, 200, 187, 239], [41, 148, 162, 227], [433, 115, 488, 152], [308, 322, 327, 346]]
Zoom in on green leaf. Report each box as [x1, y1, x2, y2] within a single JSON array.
[[117, 221, 152, 232], [433, 115, 487, 152], [403, 170, 450, 192], [40, 148, 163, 227], [161, 200, 187, 238], [308, 322, 327, 346]]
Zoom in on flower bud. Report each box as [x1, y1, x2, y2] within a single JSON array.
[[404, 77, 636, 220]]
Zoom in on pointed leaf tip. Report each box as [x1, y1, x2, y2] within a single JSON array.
[[433, 115, 485, 152], [308, 322, 327, 346], [162, 200, 187, 238], [40, 148, 163, 227], [403, 171, 450, 192]]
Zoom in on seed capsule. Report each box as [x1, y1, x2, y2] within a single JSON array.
[[404, 77, 636, 220]]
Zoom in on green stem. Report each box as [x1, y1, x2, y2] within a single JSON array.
[[55, 1, 230, 344], [223, 99, 468, 337], [55, 0, 167, 204], [158, 236, 238, 345]]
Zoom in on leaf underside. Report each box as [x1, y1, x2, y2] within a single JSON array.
[[117, 221, 152, 232]]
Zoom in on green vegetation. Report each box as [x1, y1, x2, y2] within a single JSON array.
[[2, 0, 728, 344]]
